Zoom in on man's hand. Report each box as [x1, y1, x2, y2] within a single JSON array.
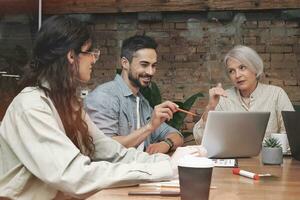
[[146, 142, 170, 154], [147, 101, 178, 131], [111, 101, 179, 149]]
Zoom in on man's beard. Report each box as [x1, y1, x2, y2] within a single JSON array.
[[128, 71, 152, 89]]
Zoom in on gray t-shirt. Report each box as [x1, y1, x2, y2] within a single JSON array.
[[84, 75, 181, 149]]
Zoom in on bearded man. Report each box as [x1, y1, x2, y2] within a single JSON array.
[[84, 35, 183, 154]]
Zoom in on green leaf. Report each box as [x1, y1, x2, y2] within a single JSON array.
[[140, 82, 162, 108], [167, 92, 204, 131], [293, 104, 300, 112], [168, 111, 186, 130], [181, 92, 204, 110], [181, 131, 193, 138], [263, 136, 282, 148], [116, 68, 122, 75]]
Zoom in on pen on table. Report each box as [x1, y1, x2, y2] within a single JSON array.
[[139, 182, 217, 189], [176, 108, 198, 116], [232, 168, 271, 180], [129, 186, 217, 196], [128, 190, 180, 196], [139, 183, 179, 188]]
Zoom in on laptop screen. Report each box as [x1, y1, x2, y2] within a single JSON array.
[[202, 111, 270, 158], [282, 111, 300, 161]]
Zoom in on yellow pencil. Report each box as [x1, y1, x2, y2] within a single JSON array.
[[177, 108, 198, 116]]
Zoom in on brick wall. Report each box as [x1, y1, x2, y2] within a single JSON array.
[[88, 11, 300, 132], [1, 11, 300, 131]]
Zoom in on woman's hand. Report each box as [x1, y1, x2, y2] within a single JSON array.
[[207, 83, 227, 110], [170, 145, 207, 178]]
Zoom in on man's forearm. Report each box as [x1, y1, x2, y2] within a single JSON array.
[[166, 132, 184, 150], [112, 123, 155, 148]]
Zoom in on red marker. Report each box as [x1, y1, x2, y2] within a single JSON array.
[[232, 168, 259, 180]]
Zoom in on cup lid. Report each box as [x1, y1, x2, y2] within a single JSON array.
[[178, 155, 214, 168]]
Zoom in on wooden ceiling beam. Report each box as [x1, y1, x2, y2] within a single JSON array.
[[0, 0, 38, 15], [1, 0, 300, 15]]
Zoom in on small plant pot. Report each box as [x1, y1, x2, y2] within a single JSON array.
[[261, 147, 283, 165]]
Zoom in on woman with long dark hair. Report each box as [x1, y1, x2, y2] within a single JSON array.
[[0, 15, 204, 200]]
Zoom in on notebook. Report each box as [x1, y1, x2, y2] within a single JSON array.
[[202, 111, 270, 158], [282, 111, 300, 161], [212, 159, 238, 167]]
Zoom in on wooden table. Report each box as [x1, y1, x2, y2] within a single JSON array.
[[86, 156, 300, 200]]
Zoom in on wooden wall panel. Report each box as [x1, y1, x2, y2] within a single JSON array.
[[0, 0, 38, 15]]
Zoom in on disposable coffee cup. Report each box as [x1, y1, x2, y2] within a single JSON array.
[[178, 155, 214, 200], [271, 133, 289, 154]]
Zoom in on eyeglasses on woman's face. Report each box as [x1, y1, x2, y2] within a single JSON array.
[[80, 48, 100, 63]]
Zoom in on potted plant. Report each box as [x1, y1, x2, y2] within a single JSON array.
[[261, 136, 283, 165], [139, 81, 203, 137]]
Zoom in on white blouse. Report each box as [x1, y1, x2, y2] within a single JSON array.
[[0, 87, 173, 200], [193, 83, 294, 144]]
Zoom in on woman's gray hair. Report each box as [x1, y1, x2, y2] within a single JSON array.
[[224, 45, 264, 79]]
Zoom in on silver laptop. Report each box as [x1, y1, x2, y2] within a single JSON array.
[[202, 111, 270, 158]]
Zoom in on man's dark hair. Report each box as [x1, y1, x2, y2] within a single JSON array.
[[121, 35, 157, 62]]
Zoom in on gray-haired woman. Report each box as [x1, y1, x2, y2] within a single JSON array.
[[193, 45, 294, 144]]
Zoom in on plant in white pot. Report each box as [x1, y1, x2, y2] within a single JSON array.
[[262, 136, 283, 165]]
